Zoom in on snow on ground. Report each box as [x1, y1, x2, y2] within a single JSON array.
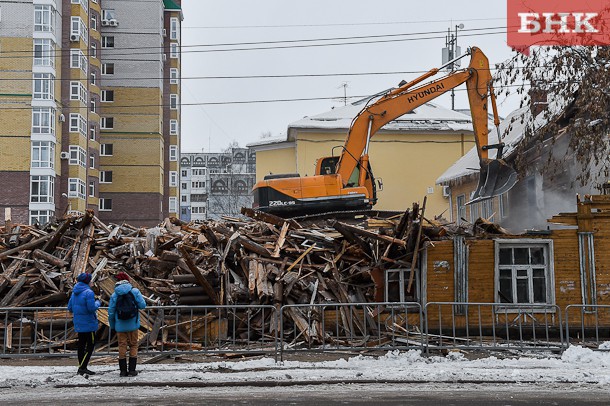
[[1, 346, 610, 390]]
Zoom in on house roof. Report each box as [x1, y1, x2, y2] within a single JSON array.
[[288, 97, 475, 133], [163, 0, 181, 10], [435, 107, 531, 184]]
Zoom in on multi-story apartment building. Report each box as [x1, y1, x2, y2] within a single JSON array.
[[180, 148, 256, 221], [0, 0, 181, 227]]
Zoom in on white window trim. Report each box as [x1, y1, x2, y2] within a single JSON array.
[[169, 197, 178, 213], [101, 117, 114, 129], [31, 141, 55, 169], [169, 145, 178, 161], [170, 43, 178, 58], [68, 178, 86, 199], [99, 171, 113, 184], [170, 94, 178, 110], [169, 171, 178, 187], [33, 73, 54, 101], [170, 119, 178, 135], [99, 198, 112, 211], [100, 144, 113, 156], [170, 17, 180, 41], [494, 239, 556, 312], [101, 90, 114, 102], [170, 68, 179, 85], [69, 113, 87, 137], [68, 145, 86, 167]]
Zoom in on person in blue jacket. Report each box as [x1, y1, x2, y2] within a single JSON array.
[[67, 272, 100, 376], [108, 272, 146, 377]]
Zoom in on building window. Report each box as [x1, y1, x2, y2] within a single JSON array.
[[30, 210, 53, 226], [102, 9, 116, 21], [99, 198, 112, 211], [191, 194, 207, 202], [169, 171, 178, 187], [30, 175, 55, 203], [101, 117, 114, 129], [89, 125, 96, 141], [170, 119, 179, 135], [34, 5, 55, 32], [100, 144, 113, 156], [482, 199, 494, 222], [70, 49, 87, 73], [90, 72, 96, 86], [70, 17, 88, 44], [100, 171, 113, 183], [456, 194, 466, 225], [69, 113, 87, 137], [89, 154, 95, 169], [33, 73, 55, 100], [101, 36, 114, 48], [90, 43, 97, 58], [68, 145, 86, 167], [170, 43, 178, 58], [70, 81, 87, 104], [500, 193, 509, 219], [181, 182, 187, 190], [234, 180, 248, 194], [32, 108, 55, 135], [90, 98, 96, 113], [169, 197, 177, 213], [170, 17, 179, 41], [91, 15, 97, 31], [89, 181, 95, 197], [170, 68, 179, 84], [102, 63, 114, 75], [192, 206, 206, 214], [101, 90, 114, 102], [181, 195, 187, 202], [169, 145, 178, 161], [181, 170, 187, 177], [71, 0, 88, 14], [31, 141, 55, 169], [469, 202, 480, 223], [68, 178, 86, 199], [192, 181, 205, 189], [192, 168, 206, 176], [496, 240, 554, 305], [170, 94, 178, 110], [34, 39, 55, 67]]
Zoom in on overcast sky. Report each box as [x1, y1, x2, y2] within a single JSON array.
[[180, 0, 515, 153]]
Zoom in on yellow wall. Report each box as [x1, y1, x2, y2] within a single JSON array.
[[293, 130, 474, 216], [254, 146, 296, 182]]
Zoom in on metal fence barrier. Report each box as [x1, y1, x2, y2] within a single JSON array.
[[424, 302, 565, 353], [9, 302, 610, 359], [279, 302, 423, 361], [565, 304, 610, 350], [0, 305, 279, 360]]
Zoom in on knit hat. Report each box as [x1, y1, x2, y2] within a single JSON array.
[[115, 272, 130, 282], [77, 273, 92, 284]]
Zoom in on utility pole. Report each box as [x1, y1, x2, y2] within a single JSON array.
[[337, 82, 349, 106], [442, 23, 464, 110]]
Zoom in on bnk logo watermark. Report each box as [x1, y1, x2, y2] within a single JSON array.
[[507, 0, 610, 55]]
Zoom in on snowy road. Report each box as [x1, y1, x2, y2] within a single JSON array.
[[1, 346, 610, 404]]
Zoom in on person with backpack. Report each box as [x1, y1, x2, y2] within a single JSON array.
[[67, 272, 100, 376], [107, 272, 146, 377]]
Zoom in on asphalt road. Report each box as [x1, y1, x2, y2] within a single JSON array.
[[2, 383, 610, 405]]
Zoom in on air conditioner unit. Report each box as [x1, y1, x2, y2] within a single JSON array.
[[69, 34, 79, 42], [101, 19, 110, 26], [162, 28, 167, 37], [442, 185, 451, 198], [109, 19, 118, 26], [60, 152, 70, 160]]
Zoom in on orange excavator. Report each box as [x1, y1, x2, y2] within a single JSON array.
[[252, 47, 517, 216]]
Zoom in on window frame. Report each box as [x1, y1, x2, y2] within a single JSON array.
[[31, 141, 55, 169], [101, 63, 115, 75], [170, 17, 180, 41], [101, 36, 115, 48], [170, 119, 179, 135], [99, 198, 112, 211], [33, 38, 55, 68], [100, 144, 113, 156], [169, 145, 178, 161], [101, 90, 114, 102], [33, 73, 55, 100], [32, 107, 55, 135], [169, 171, 178, 187], [69, 113, 87, 137], [494, 239, 555, 311], [30, 210, 53, 226], [170, 43, 178, 58], [170, 68, 179, 84], [69, 81, 87, 104], [68, 178, 86, 199], [34, 5, 55, 33], [170, 94, 178, 110], [68, 145, 87, 167], [101, 117, 114, 129], [30, 175, 55, 203], [99, 171, 113, 183], [169, 197, 178, 213]]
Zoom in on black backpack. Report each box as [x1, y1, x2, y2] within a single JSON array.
[[116, 291, 138, 320]]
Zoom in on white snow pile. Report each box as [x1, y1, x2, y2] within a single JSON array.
[[2, 347, 610, 388]]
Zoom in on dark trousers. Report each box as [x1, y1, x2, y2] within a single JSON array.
[[77, 332, 95, 370]]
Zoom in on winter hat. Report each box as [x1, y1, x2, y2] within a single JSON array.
[[115, 272, 130, 282], [77, 273, 92, 284]]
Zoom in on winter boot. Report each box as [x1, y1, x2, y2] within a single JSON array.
[[119, 358, 128, 377], [78, 368, 96, 376], [128, 357, 138, 377]]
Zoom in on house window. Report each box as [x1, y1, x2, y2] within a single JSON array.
[[181, 170, 187, 177], [69, 113, 87, 137], [169, 171, 178, 187], [192, 206, 206, 214], [469, 202, 480, 223], [91, 15, 97, 31], [101, 90, 114, 102], [192, 181, 205, 189], [32, 108, 55, 135], [90, 72, 96, 86], [30, 210, 53, 225], [90, 43, 97, 58], [170, 119, 178, 135], [102, 9, 116, 21], [31, 141, 55, 169], [100, 144, 113, 156], [170, 94, 178, 109], [169, 197, 177, 213], [89, 181, 95, 197], [192, 168, 206, 176], [170, 17, 179, 41], [101, 36, 114, 48], [30, 175, 55, 203], [181, 182, 188, 190], [68, 145, 86, 167], [33, 73, 54, 100], [99, 198, 112, 211], [101, 117, 114, 129], [34, 5, 55, 32], [495, 240, 554, 305], [70, 49, 87, 73], [34, 39, 55, 67], [102, 63, 114, 75], [169, 145, 178, 161], [482, 199, 494, 221], [89, 154, 95, 169], [181, 195, 187, 202], [456, 194, 466, 225], [191, 194, 207, 202], [70, 81, 87, 104], [500, 193, 509, 219], [89, 125, 96, 141], [90, 98, 96, 113], [170, 68, 179, 84], [68, 178, 86, 199], [100, 171, 113, 183], [170, 43, 178, 58]]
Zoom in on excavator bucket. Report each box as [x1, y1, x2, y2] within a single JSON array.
[[468, 159, 517, 205]]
